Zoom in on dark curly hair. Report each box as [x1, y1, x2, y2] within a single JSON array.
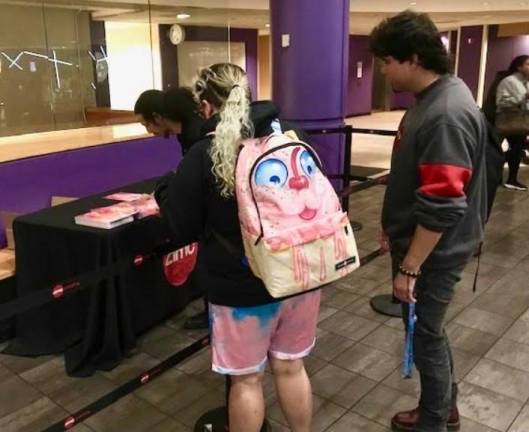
[[370, 10, 449, 75], [508, 55, 529, 75], [162, 87, 199, 122], [134, 89, 164, 122]]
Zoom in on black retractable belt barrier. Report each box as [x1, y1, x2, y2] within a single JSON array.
[[306, 125, 394, 231], [38, 246, 388, 432], [343, 126, 402, 318], [42, 335, 210, 432], [0, 123, 398, 431], [306, 125, 355, 212], [0, 239, 180, 322]]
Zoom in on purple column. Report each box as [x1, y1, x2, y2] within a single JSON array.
[[271, 0, 349, 186]]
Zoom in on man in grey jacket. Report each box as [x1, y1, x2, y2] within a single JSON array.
[[371, 11, 488, 432], [496, 55, 529, 191]]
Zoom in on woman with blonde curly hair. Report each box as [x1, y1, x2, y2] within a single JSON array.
[[154, 63, 320, 432]]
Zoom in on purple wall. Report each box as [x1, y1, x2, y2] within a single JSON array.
[[457, 26, 484, 100], [347, 36, 373, 116], [391, 92, 415, 110], [0, 137, 182, 247], [484, 26, 529, 100]]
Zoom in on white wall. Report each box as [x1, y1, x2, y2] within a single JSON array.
[[105, 21, 163, 110]]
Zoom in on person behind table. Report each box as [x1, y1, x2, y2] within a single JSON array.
[[134, 88, 203, 154], [495, 54, 529, 191], [371, 10, 487, 432], [154, 63, 320, 432], [135, 88, 208, 329]]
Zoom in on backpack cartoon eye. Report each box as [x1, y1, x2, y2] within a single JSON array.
[[235, 128, 360, 298]]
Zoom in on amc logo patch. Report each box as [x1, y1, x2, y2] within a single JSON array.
[[163, 243, 198, 286]]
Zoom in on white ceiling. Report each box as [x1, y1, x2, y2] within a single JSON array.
[[2, 0, 529, 34]]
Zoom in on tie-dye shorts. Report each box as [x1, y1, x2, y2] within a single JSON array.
[[209, 289, 321, 375]]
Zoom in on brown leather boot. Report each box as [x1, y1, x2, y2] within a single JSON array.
[[391, 406, 460, 431]]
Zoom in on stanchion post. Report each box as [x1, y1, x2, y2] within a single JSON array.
[[370, 294, 403, 318]]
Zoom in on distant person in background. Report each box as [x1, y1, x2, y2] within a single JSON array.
[[134, 87, 204, 154], [495, 55, 529, 191]]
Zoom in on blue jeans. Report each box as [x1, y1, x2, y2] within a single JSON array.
[[395, 260, 465, 432]]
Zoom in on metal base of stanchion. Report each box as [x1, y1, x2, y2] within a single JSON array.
[[194, 407, 270, 432], [350, 220, 363, 232], [370, 294, 402, 317]]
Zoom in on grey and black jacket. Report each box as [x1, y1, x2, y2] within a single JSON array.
[[382, 75, 488, 269]]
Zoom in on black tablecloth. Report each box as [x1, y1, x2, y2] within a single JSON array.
[[6, 178, 197, 376]]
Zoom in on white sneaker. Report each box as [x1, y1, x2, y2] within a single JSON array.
[[504, 181, 528, 191]]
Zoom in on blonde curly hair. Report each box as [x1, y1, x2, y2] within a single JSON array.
[[193, 63, 254, 197]]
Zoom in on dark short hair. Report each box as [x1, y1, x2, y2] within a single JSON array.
[[162, 87, 198, 122], [508, 55, 529, 75], [370, 10, 449, 75], [134, 90, 164, 122]]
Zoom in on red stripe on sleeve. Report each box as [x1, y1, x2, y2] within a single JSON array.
[[418, 164, 472, 198]]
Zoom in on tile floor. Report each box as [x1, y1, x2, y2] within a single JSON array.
[[1, 111, 529, 432]]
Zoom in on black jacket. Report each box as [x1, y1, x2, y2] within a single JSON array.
[[155, 101, 300, 306], [178, 113, 204, 154]]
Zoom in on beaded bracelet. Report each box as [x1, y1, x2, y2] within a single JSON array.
[[398, 263, 421, 278]]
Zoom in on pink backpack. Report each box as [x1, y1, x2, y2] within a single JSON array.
[[235, 131, 359, 298]]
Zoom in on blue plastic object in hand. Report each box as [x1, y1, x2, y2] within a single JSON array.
[[402, 303, 416, 379]]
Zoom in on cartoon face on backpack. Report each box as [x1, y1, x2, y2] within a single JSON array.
[[250, 145, 341, 235], [237, 137, 340, 241]]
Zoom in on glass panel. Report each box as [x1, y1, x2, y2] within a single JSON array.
[[177, 41, 246, 87], [0, 0, 268, 137], [42, 1, 93, 131], [0, 1, 54, 136]]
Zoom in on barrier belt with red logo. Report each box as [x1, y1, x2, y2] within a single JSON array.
[[42, 334, 210, 432], [34, 246, 385, 431], [0, 240, 180, 321], [38, 248, 385, 432]]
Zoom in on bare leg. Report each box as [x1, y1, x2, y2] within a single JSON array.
[[229, 372, 265, 432], [270, 357, 312, 432]]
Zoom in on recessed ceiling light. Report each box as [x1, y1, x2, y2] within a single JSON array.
[[265, 23, 270, 28], [409, 1, 417, 5], [176, 13, 191, 20]]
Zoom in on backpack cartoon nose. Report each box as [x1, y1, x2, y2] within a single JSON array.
[[289, 175, 309, 190]]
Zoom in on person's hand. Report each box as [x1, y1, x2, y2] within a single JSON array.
[[379, 230, 390, 254], [393, 272, 417, 304]]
